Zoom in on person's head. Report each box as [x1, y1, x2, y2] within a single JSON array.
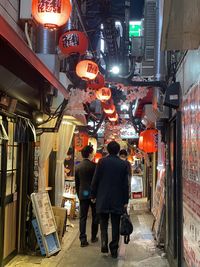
[[66, 147, 73, 160], [119, 149, 128, 160], [81, 145, 94, 159], [107, 141, 120, 155]]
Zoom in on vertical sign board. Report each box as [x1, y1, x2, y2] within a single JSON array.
[[152, 136, 166, 243], [31, 192, 61, 257], [129, 21, 142, 38], [182, 81, 200, 267]]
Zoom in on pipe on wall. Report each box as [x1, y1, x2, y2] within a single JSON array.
[[35, 25, 58, 54], [155, 0, 166, 81]]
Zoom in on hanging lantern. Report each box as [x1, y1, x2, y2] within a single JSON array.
[[32, 0, 72, 28], [138, 131, 145, 151], [142, 129, 158, 153], [102, 101, 116, 114], [59, 30, 88, 56], [87, 73, 105, 90], [93, 152, 103, 163], [108, 112, 118, 122], [96, 87, 111, 102], [74, 132, 89, 151], [76, 60, 99, 80]]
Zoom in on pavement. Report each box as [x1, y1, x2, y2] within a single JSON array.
[[6, 199, 169, 267]]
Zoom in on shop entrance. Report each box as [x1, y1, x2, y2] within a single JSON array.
[[0, 120, 20, 266], [166, 113, 183, 267]]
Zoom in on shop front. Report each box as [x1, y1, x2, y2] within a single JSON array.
[[0, 16, 69, 266]]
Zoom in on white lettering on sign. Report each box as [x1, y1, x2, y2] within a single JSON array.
[[170, 95, 178, 100]]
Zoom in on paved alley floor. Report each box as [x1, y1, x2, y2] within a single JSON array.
[[57, 210, 169, 267], [6, 199, 169, 267]]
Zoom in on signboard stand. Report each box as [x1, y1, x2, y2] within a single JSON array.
[[31, 192, 61, 257]]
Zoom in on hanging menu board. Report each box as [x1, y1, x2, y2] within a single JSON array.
[[31, 192, 61, 257], [182, 81, 200, 267]]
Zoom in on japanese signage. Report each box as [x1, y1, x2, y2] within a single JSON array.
[[129, 21, 142, 38], [38, 0, 61, 13], [61, 33, 79, 48]]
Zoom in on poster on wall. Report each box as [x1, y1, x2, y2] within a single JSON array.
[[182, 81, 200, 267]]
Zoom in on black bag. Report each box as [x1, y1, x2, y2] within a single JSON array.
[[120, 211, 133, 244]]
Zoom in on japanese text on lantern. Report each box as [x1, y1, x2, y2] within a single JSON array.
[[38, 0, 61, 13], [87, 63, 98, 74], [62, 34, 79, 48]]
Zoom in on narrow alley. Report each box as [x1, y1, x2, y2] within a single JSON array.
[[6, 200, 169, 267]]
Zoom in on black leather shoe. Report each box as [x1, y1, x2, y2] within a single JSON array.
[[91, 237, 99, 243], [101, 246, 109, 253], [80, 241, 89, 247], [111, 252, 118, 259]]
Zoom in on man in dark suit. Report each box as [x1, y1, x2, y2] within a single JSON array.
[[75, 145, 98, 247], [91, 141, 129, 258]]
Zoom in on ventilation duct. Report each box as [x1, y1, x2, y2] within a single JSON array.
[[142, 0, 156, 77]]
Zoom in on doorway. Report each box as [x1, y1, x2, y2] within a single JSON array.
[[166, 112, 183, 267], [0, 119, 20, 266]]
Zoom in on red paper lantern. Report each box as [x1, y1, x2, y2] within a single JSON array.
[[138, 131, 145, 151], [59, 30, 88, 56], [141, 129, 158, 153], [96, 87, 111, 102], [108, 112, 118, 122], [94, 152, 103, 163], [32, 0, 72, 28], [74, 132, 89, 151], [102, 101, 116, 114], [76, 60, 99, 80], [87, 73, 105, 90]]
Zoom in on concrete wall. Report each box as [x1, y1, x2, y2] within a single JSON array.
[[176, 48, 200, 95], [0, 0, 24, 38]]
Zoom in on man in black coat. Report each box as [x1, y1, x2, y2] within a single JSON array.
[[91, 141, 129, 258], [75, 145, 98, 247]]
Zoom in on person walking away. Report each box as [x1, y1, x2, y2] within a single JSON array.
[[91, 141, 129, 258], [119, 149, 132, 198], [75, 145, 98, 247]]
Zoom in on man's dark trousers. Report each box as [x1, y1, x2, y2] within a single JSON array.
[[99, 213, 121, 254], [79, 199, 98, 242]]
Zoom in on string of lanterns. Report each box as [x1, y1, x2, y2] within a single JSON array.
[[32, 0, 119, 124]]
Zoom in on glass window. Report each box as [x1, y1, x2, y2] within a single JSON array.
[[6, 172, 13, 196], [12, 171, 17, 193], [8, 121, 14, 145], [13, 146, 17, 170], [7, 146, 13, 170], [5, 121, 19, 196]]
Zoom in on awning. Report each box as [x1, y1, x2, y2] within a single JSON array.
[[0, 15, 69, 99], [161, 0, 200, 51]]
